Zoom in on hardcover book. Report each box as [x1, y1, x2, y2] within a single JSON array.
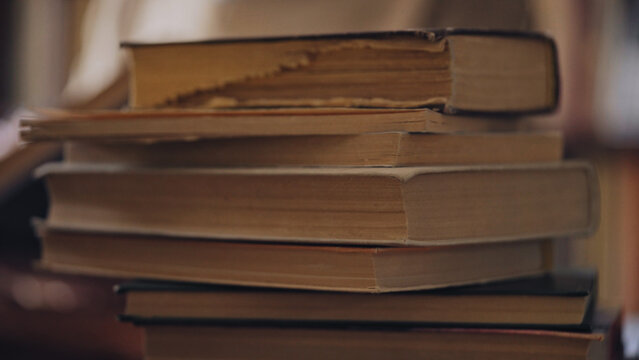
[[117, 270, 596, 328], [61, 131, 562, 167], [124, 29, 559, 114], [137, 325, 603, 360], [20, 108, 525, 142], [38, 228, 550, 293], [38, 162, 598, 246]]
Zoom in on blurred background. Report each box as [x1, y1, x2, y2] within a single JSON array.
[[1, 0, 638, 358]]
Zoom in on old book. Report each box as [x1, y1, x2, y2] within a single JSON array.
[[38, 228, 550, 292], [137, 325, 603, 360], [117, 270, 595, 328], [38, 162, 598, 246], [20, 108, 525, 142], [62, 131, 562, 167], [124, 29, 559, 114]]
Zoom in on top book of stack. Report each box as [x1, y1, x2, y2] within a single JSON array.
[[124, 29, 559, 115]]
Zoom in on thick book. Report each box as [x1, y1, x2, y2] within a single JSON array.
[[136, 325, 603, 360], [38, 228, 550, 293], [117, 270, 595, 329], [37, 162, 598, 246], [61, 131, 562, 167], [20, 108, 525, 142], [124, 29, 559, 114]]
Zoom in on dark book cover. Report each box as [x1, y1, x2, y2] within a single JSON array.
[[116, 269, 594, 296], [117, 269, 596, 331]]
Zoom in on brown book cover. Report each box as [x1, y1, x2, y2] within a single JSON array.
[[20, 108, 526, 142], [123, 29, 559, 115], [60, 131, 562, 167], [37, 162, 599, 246], [37, 228, 551, 293], [137, 325, 603, 360], [116, 270, 596, 329]]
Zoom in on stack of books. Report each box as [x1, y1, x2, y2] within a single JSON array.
[[23, 30, 607, 359]]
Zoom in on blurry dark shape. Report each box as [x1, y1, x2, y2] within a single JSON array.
[[0, 143, 61, 206], [0, 266, 143, 360], [0, 178, 48, 261], [0, 0, 15, 115]]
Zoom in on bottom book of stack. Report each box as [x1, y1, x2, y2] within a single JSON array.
[[115, 271, 614, 360]]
